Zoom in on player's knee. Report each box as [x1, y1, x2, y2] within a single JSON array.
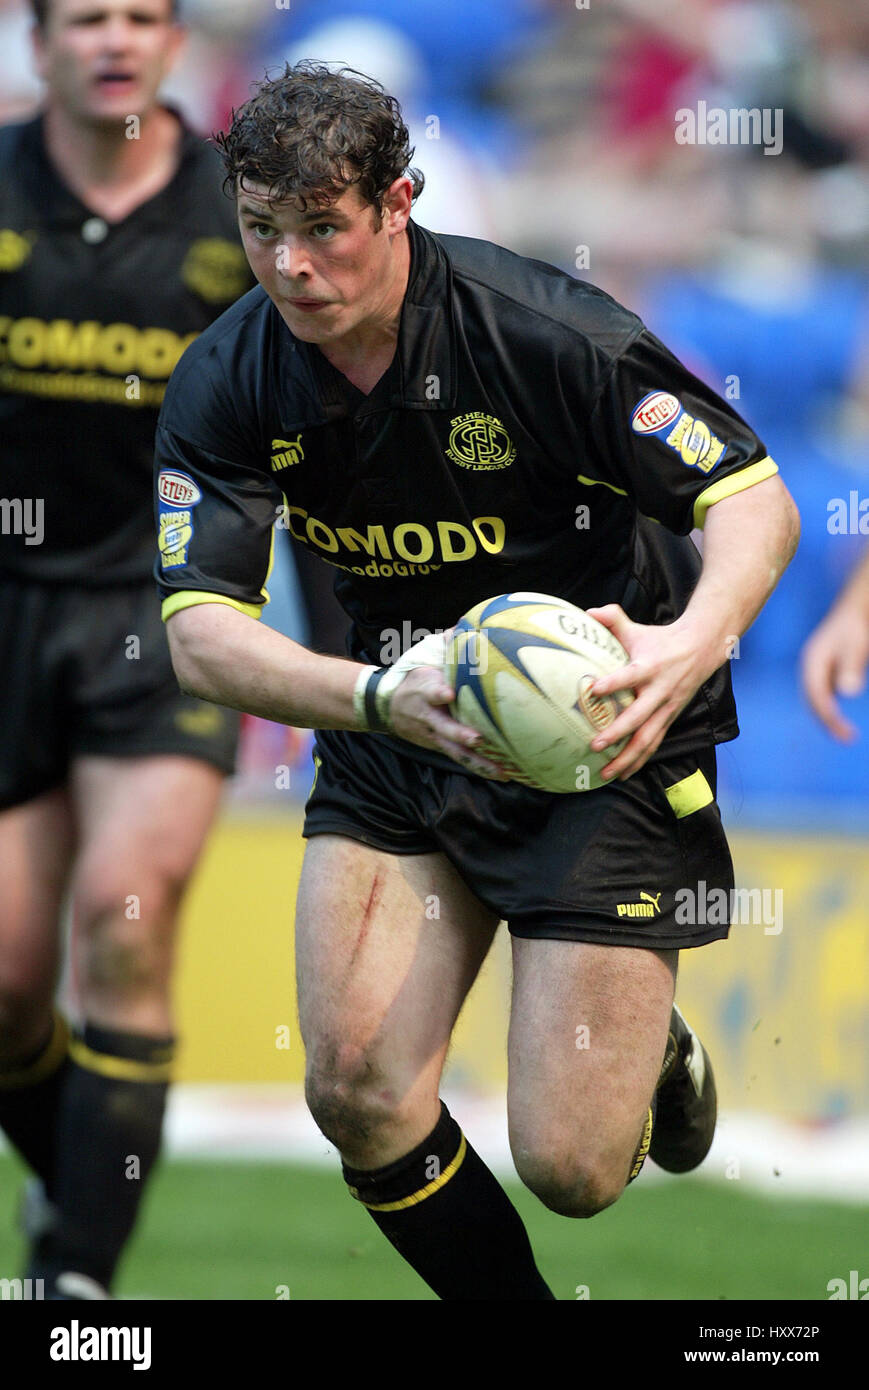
[[513, 1149, 624, 1219], [305, 1046, 407, 1151], [74, 886, 175, 1005], [0, 983, 55, 1063], [79, 928, 170, 1005], [74, 862, 182, 987], [75, 859, 186, 936]]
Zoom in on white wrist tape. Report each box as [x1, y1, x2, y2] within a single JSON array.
[[352, 629, 451, 734], [353, 665, 390, 733]]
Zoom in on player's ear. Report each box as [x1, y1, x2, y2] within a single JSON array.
[[381, 177, 413, 234]]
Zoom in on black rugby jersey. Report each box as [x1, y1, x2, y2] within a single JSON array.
[[154, 217, 778, 760], [0, 111, 253, 584]]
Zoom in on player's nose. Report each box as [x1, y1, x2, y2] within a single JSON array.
[[275, 239, 312, 282], [98, 18, 137, 54]]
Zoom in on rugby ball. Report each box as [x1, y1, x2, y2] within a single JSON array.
[[446, 593, 635, 792]]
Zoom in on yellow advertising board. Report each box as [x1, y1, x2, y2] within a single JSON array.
[[174, 816, 869, 1119]]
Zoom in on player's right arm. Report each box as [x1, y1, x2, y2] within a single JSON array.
[[166, 602, 505, 777], [153, 329, 505, 776], [800, 544, 869, 741]]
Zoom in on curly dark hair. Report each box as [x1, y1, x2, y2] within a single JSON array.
[[214, 62, 425, 218]]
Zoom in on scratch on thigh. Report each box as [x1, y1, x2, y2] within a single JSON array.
[[347, 869, 382, 969]]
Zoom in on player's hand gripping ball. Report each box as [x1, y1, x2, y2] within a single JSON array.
[[445, 592, 635, 792]]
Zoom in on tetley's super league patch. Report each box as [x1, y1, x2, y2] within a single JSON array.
[[157, 469, 202, 568], [631, 391, 725, 474]]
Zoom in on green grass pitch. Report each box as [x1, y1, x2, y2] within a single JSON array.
[[0, 1152, 864, 1300]]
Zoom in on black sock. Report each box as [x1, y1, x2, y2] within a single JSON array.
[[29, 1022, 174, 1289], [0, 1011, 70, 1191], [343, 1102, 555, 1301]]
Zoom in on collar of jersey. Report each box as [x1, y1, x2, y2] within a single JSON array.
[[19, 108, 202, 231]]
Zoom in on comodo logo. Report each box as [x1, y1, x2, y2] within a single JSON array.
[[158, 471, 201, 507], [631, 391, 681, 434]]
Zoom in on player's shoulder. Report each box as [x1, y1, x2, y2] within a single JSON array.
[[164, 284, 270, 393], [433, 227, 643, 361], [159, 284, 286, 453]]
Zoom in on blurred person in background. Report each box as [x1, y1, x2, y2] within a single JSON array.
[[801, 547, 869, 742], [0, 0, 253, 1298]]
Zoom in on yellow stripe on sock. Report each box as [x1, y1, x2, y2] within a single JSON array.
[[664, 768, 713, 819], [352, 1134, 468, 1212], [0, 1011, 70, 1091], [68, 1037, 173, 1084], [628, 1106, 654, 1182]]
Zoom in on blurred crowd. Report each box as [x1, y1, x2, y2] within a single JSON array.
[[5, 0, 867, 266], [4, 0, 868, 817]]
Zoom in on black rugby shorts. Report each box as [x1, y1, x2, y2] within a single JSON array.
[[303, 729, 734, 948], [0, 575, 239, 810]]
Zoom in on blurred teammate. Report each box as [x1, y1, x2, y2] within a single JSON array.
[[801, 546, 869, 740], [155, 64, 800, 1300], [0, 0, 252, 1297]]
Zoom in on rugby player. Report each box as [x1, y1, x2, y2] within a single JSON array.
[[156, 63, 801, 1300], [0, 0, 253, 1297], [801, 545, 869, 740]]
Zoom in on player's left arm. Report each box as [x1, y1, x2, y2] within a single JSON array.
[[587, 473, 801, 779]]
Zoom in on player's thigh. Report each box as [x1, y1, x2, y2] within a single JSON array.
[[69, 754, 224, 942], [297, 834, 498, 1137], [507, 938, 677, 1196], [0, 786, 75, 1047]]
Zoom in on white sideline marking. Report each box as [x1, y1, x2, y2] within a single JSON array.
[[2, 1085, 866, 1200], [159, 1085, 869, 1201]]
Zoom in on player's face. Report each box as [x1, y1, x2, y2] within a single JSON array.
[[237, 179, 412, 349], [32, 0, 184, 125]]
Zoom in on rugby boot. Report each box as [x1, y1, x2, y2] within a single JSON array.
[[649, 1003, 717, 1173], [20, 1178, 112, 1298], [53, 1272, 111, 1300]]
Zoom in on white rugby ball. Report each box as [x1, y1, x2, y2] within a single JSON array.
[[446, 592, 635, 792]]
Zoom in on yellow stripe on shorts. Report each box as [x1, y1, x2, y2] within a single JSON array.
[[664, 768, 713, 819]]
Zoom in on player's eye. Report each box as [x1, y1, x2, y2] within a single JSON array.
[[249, 223, 276, 240], [310, 223, 337, 240]]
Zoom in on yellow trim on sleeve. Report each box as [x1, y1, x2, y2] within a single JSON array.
[[664, 768, 713, 819], [161, 590, 265, 624], [68, 1037, 173, 1084], [350, 1135, 468, 1212], [693, 455, 779, 530]]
